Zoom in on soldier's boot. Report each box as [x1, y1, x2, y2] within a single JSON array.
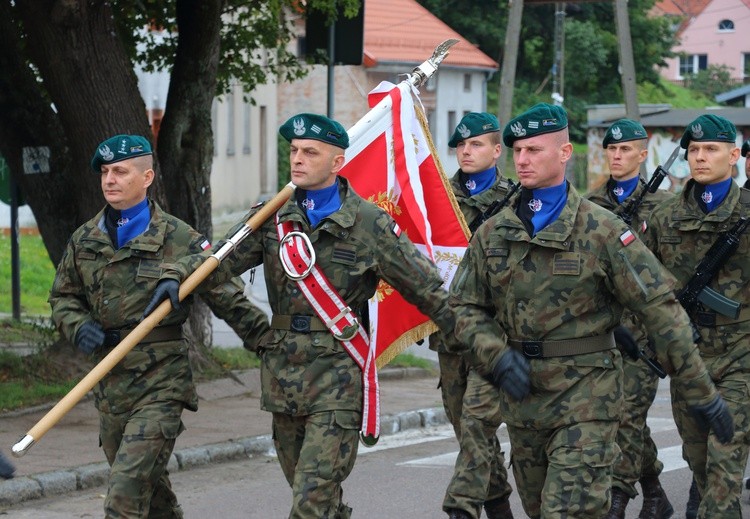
[[0, 452, 15, 479], [604, 488, 630, 519], [685, 479, 701, 519], [638, 476, 674, 519], [447, 509, 472, 519], [484, 497, 514, 519]]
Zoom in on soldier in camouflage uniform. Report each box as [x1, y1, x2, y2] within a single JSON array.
[[433, 113, 514, 519], [449, 104, 733, 518], [49, 135, 269, 519], [587, 119, 674, 518], [642, 114, 750, 518], [144, 113, 459, 519]]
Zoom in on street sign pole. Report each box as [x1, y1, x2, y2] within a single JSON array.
[[10, 174, 20, 320]]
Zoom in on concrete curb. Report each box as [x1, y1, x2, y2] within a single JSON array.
[[0, 406, 446, 508], [0, 367, 444, 509]]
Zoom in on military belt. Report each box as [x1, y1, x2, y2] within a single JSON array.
[[270, 314, 328, 334], [103, 324, 183, 348], [694, 307, 750, 327], [508, 332, 615, 359]]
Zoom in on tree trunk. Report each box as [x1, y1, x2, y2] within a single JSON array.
[[0, 0, 160, 265], [0, 0, 222, 351], [157, 0, 226, 348]]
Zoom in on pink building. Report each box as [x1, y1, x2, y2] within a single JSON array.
[[656, 0, 750, 84]]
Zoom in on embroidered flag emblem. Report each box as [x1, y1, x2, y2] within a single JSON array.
[[200, 239, 211, 251], [620, 230, 635, 246]]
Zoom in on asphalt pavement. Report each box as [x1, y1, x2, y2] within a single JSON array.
[[0, 365, 444, 509]]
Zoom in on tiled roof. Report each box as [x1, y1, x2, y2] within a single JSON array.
[[652, 0, 712, 16], [364, 0, 498, 70]]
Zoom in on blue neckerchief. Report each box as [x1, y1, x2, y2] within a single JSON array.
[[115, 199, 150, 248], [612, 176, 640, 204], [526, 181, 567, 236], [297, 180, 341, 228], [695, 178, 732, 213], [460, 166, 496, 196]]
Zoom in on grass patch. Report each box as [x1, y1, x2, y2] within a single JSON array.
[[0, 233, 56, 316], [208, 347, 261, 370], [0, 379, 78, 411], [386, 352, 435, 371]]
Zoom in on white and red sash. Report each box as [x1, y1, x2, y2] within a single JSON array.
[[275, 215, 380, 441]]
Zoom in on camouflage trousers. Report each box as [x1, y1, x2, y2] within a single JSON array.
[[438, 353, 512, 515], [508, 419, 618, 518], [438, 351, 470, 437], [99, 401, 185, 519], [612, 354, 663, 497], [272, 410, 360, 519], [671, 367, 750, 518], [442, 367, 512, 518]]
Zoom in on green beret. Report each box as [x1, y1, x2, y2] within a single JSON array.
[[680, 114, 736, 158], [448, 112, 500, 148], [502, 103, 568, 147], [91, 134, 152, 172], [602, 119, 648, 148], [279, 113, 349, 149], [742, 139, 750, 157]]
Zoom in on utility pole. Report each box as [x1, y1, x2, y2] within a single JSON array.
[[498, 0, 524, 172], [551, 2, 566, 106], [613, 0, 642, 176]]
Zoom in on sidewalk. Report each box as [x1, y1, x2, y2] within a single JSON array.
[[0, 367, 445, 509]]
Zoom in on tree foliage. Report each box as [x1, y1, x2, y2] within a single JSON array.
[[418, 0, 677, 142], [0, 0, 357, 348], [684, 64, 736, 100]]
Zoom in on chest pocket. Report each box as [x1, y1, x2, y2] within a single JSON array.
[[485, 246, 513, 289], [137, 259, 164, 280]]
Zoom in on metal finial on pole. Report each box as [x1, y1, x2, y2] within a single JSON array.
[[408, 39, 459, 88]]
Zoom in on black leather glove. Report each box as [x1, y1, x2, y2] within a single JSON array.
[[613, 325, 639, 361], [0, 451, 15, 479], [489, 349, 531, 401], [75, 321, 105, 355], [690, 394, 734, 445], [142, 279, 181, 319]]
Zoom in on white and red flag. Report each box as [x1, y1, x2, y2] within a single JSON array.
[[340, 81, 470, 368]]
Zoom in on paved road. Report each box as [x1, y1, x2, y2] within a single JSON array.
[[6, 379, 750, 517]]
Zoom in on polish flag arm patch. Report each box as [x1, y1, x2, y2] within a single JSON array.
[[619, 230, 635, 246], [200, 239, 211, 250], [392, 223, 401, 237]]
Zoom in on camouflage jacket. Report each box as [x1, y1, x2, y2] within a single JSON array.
[[642, 180, 750, 367], [430, 168, 510, 354], [163, 177, 456, 416], [586, 177, 674, 345], [49, 200, 269, 414], [450, 182, 717, 429]]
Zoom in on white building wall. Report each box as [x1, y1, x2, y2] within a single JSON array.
[[433, 70, 489, 175]]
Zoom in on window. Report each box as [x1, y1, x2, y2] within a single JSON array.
[[678, 54, 707, 77], [242, 101, 251, 155], [718, 19, 734, 32], [463, 73, 471, 92], [226, 90, 235, 156], [744, 53, 750, 79]]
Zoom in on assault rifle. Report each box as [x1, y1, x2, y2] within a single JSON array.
[[468, 180, 520, 234], [619, 145, 680, 227], [677, 216, 749, 324]]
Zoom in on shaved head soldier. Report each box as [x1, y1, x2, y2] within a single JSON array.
[[450, 103, 732, 517]]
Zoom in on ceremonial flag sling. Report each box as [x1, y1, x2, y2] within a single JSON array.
[[12, 39, 460, 457]]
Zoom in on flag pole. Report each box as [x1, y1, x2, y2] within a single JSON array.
[[11, 39, 459, 458]]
